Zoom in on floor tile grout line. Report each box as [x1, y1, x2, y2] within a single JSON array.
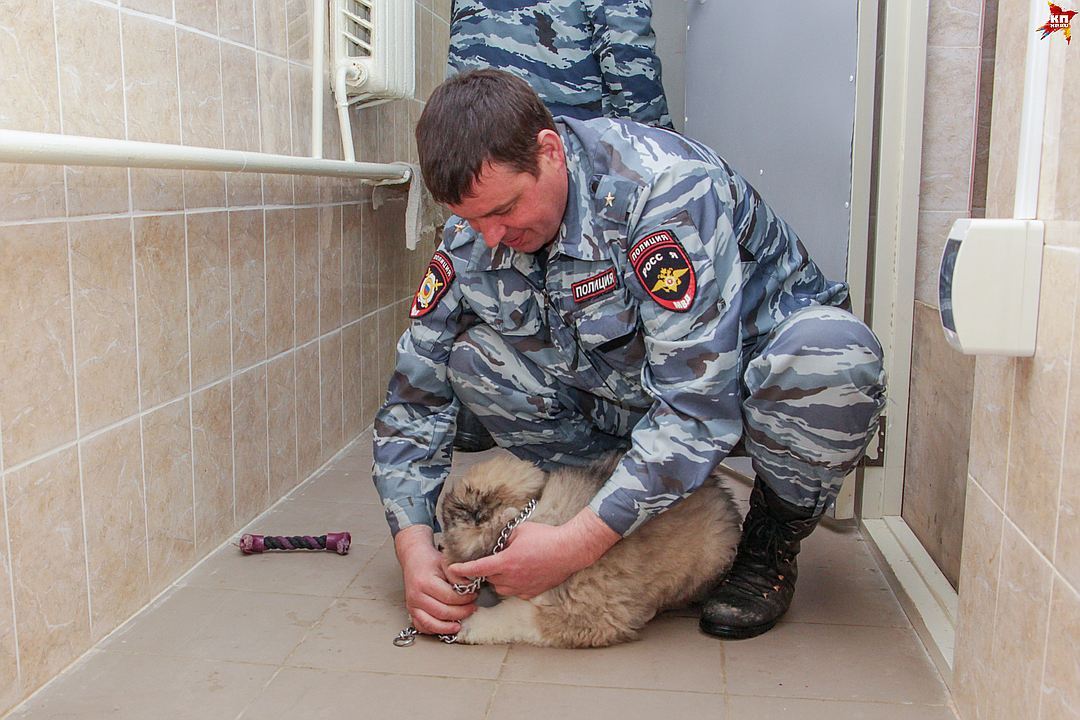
[[231, 664, 287, 720]]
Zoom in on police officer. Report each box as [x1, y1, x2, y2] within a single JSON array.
[[373, 70, 886, 641], [449, 0, 673, 129], [448, 0, 673, 452]]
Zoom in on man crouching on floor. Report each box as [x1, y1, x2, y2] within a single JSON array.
[[371, 69, 886, 642]]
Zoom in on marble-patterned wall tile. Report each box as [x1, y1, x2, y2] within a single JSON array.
[[218, 0, 256, 46], [342, 322, 364, 440], [229, 210, 267, 371], [142, 399, 196, 592], [233, 365, 269, 524], [377, 307, 400, 412], [289, 64, 315, 171], [70, 218, 139, 435], [65, 165, 130, 219], [360, 201, 381, 312], [187, 212, 232, 389], [122, 14, 184, 212], [258, 53, 293, 203], [927, 0, 983, 47], [221, 41, 263, 208], [0, 0, 63, 222], [263, 174, 295, 207], [286, 0, 311, 63], [0, 223, 76, 467], [266, 209, 296, 357], [319, 205, 343, 333], [227, 172, 264, 209], [1005, 248, 1077, 557], [220, 44, 261, 151], [267, 352, 298, 500], [359, 314, 381, 430], [0, 0, 60, 133], [177, 0, 217, 34], [984, 0, 1028, 217], [191, 381, 234, 553], [383, 199, 411, 306], [256, 0, 289, 57], [178, 29, 227, 210], [134, 215, 190, 409], [294, 208, 320, 345], [434, 0, 452, 23], [5, 449, 90, 692], [952, 480, 1004, 720], [1041, 578, 1080, 719], [903, 302, 975, 587], [968, 356, 1015, 506], [1056, 274, 1080, 590], [1047, 39, 1079, 221], [80, 418, 149, 639], [920, 47, 980, 212], [55, 0, 128, 217], [984, 521, 1053, 720], [295, 342, 322, 480], [342, 204, 363, 323], [0, 165, 66, 224], [971, 55, 995, 214], [0, 498, 18, 711], [320, 332, 344, 463], [130, 168, 185, 214]]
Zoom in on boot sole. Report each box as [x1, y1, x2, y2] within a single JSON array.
[[698, 615, 779, 640]]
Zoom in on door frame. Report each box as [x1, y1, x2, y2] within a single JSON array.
[[856, 0, 959, 685]]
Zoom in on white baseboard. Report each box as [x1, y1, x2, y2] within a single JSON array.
[[861, 516, 957, 688]]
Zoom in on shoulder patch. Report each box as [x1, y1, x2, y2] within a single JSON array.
[[409, 251, 455, 319], [628, 230, 697, 312]]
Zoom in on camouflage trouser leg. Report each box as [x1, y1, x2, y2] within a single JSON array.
[[741, 305, 887, 516], [447, 325, 643, 471]]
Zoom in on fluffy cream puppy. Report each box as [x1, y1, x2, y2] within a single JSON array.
[[439, 454, 741, 647]]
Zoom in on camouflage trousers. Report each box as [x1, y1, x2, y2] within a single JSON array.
[[447, 305, 886, 516]]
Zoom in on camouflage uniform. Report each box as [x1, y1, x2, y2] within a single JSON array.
[[448, 0, 673, 128], [373, 117, 886, 538]]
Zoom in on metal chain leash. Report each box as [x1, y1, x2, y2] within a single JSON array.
[[393, 498, 537, 647]]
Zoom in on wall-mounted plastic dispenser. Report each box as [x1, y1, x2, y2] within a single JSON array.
[[938, 219, 1043, 356]]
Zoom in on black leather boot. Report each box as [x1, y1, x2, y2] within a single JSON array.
[[452, 406, 497, 452], [699, 479, 821, 640]]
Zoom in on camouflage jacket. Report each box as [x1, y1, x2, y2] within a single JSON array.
[[448, 0, 673, 128], [373, 118, 848, 537]]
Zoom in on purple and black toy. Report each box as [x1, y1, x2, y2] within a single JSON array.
[[239, 532, 351, 555]]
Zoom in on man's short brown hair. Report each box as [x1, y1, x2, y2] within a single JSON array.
[[416, 69, 557, 205]]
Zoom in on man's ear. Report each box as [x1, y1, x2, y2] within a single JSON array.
[[536, 129, 565, 166]]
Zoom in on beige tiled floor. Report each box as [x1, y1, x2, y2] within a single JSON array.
[[6, 435, 959, 719]]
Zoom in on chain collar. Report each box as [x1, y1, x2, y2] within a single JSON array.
[[394, 498, 537, 647]]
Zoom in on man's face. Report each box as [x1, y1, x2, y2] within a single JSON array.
[[448, 130, 568, 255]]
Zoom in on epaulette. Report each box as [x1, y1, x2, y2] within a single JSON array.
[[443, 216, 477, 252], [590, 174, 638, 227]]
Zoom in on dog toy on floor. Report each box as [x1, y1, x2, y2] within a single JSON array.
[[238, 532, 351, 555]]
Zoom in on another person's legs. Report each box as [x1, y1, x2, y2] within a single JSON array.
[[447, 324, 641, 470], [701, 305, 886, 639]]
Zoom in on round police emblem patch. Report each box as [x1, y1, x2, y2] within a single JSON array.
[[409, 251, 455, 318], [628, 231, 697, 312]]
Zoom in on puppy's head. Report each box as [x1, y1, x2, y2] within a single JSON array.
[[439, 456, 546, 564]]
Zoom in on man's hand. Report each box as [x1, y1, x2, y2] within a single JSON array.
[[394, 525, 476, 635], [447, 508, 620, 599]]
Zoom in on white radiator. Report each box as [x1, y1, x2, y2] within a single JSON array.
[[331, 0, 415, 107]]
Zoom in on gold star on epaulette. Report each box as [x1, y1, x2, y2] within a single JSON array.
[[454, 222, 466, 232], [604, 192, 615, 207]]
